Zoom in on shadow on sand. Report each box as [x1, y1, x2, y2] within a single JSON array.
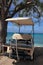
[[12, 47, 43, 65]]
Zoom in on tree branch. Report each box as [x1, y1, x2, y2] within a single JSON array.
[[9, 2, 32, 18], [7, 1, 40, 18], [5, 0, 12, 18], [1, 0, 5, 20]]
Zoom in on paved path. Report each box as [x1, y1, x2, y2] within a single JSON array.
[[0, 56, 14, 65]]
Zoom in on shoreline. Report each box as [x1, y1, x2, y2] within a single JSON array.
[[4, 43, 43, 48], [34, 46, 43, 47]]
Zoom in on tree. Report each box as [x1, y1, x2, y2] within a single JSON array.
[[0, 0, 42, 44], [35, 0, 43, 11], [0, 0, 12, 44]]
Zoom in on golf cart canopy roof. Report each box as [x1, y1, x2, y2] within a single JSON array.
[[5, 17, 34, 25]]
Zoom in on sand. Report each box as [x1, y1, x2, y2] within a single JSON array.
[[0, 47, 43, 65]]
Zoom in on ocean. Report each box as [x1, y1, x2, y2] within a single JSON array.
[[6, 32, 43, 47]]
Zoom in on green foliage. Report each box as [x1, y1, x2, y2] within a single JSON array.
[[34, 0, 40, 6], [13, 0, 20, 5], [6, 0, 9, 5], [34, 0, 43, 11], [40, 3, 43, 11], [0, 5, 1, 8]]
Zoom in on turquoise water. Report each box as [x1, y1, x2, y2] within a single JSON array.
[[6, 32, 43, 47]]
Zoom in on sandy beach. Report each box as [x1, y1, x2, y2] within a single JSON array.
[[0, 47, 43, 65]]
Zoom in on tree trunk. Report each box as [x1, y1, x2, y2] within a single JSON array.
[[0, 0, 12, 44], [0, 20, 8, 44]]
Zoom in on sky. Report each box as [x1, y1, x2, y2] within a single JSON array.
[[7, 0, 43, 33], [40, 0, 43, 2], [7, 17, 43, 33]]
